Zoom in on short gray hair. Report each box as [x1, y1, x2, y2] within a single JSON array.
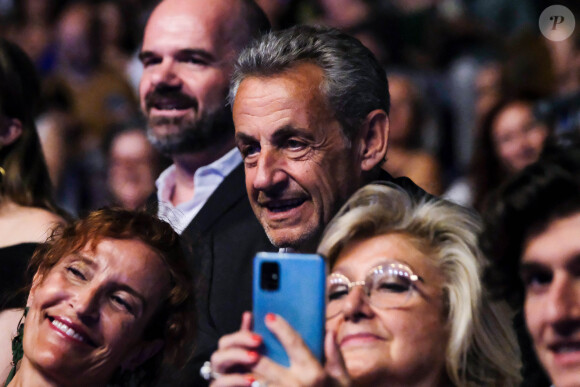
[[318, 184, 522, 386], [229, 25, 389, 141]]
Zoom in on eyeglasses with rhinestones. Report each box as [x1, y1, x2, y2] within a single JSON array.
[[326, 261, 424, 319]]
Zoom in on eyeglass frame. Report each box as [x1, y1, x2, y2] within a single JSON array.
[[326, 261, 425, 319]]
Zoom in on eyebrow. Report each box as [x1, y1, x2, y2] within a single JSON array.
[[271, 126, 315, 143], [235, 125, 315, 144], [235, 131, 257, 144], [138, 48, 216, 63], [522, 254, 580, 273], [519, 261, 547, 272], [67, 253, 98, 268]]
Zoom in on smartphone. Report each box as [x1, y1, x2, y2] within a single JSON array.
[[253, 252, 326, 367]]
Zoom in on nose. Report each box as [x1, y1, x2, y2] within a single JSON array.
[[545, 274, 580, 333], [149, 59, 181, 89], [71, 285, 101, 324], [342, 285, 374, 321], [252, 148, 288, 193]]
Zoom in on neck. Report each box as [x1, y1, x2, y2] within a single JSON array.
[[354, 371, 451, 387], [296, 237, 320, 254], [8, 357, 108, 387], [169, 136, 235, 206], [8, 359, 69, 387]]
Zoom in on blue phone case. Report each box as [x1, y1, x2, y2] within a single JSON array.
[[253, 252, 326, 367]]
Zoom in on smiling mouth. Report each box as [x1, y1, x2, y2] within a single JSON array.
[[49, 317, 97, 347], [152, 101, 192, 111], [263, 198, 306, 213], [340, 333, 383, 347], [551, 342, 580, 354]]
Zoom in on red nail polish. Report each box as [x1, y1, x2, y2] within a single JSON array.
[[247, 350, 259, 361], [251, 333, 262, 343], [246, 376, 256, 384], [266, 313, 276, 322]]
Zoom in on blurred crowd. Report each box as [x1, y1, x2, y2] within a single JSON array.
[[0, 0, 579, 215]]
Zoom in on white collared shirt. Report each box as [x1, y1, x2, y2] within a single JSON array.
[[156, 148, 242, 234]]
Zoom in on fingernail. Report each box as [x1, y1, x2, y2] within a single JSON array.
[[246, 375, 256, 385], [266, 313, 276, 322], [251, 333, 262, 343], [247, 350, 259, 361]]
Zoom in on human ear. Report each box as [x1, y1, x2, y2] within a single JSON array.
[[358, 109, 388, 171], [0, 118, 23, 147], [122, 339, 164, 371]]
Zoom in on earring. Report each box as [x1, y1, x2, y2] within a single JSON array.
[[3, 307, 28, 386]]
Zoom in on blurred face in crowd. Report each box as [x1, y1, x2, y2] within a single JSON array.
[[108, 129, 157, 210], [326, 233, 449, 386], [23, 238, 170, 385], [56, 4, 94, 68], [492, 101, 549, 173], [233, 63, 366, 251], [522, 212, 580, 387], [388, 76, 415, 145], [139, 0, 242, 155]]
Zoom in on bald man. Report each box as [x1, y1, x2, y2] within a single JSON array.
[[139, 1, 272, 384]]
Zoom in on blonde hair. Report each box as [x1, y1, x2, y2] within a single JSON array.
[[318, 184, 521, 386]]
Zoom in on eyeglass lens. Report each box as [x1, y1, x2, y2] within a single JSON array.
[[326, 263, 417, 319]]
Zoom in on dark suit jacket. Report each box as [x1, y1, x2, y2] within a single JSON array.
[[374, 169, 431, 201], [159, 167, 427, 386], [155, 163, 275, 386]]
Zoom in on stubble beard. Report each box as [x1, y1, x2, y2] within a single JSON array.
[[257, 206, 323, 253], [146, 107, 234, 156]]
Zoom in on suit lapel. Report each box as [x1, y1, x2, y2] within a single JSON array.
[[184, 162, 247, 235]]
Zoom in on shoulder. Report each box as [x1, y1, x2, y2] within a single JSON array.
[[19, 207, 65, 238], [373, 169, 433, 201], [0, 206, 65, 246], [27, 208, 65, 226]]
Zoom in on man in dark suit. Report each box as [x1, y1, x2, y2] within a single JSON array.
[[201, 25, 430, 384], [138, 0, 273, 384]]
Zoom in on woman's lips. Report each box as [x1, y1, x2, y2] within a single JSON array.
[[339, 332, 384, 348], [48, 316, 97, 347]]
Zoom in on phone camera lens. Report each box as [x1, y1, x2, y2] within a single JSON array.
[[261, 261, 280, 291]]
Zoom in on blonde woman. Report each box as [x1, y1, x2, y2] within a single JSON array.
[[208, 184, 521, 386]]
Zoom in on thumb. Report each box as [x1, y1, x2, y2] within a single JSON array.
[[324, 331, 350, 386]]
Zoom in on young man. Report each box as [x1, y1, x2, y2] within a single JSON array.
[[482, 135, 580, 387]]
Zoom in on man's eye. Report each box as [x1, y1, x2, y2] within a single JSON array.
[[240, 144, 260, 158], [184, 56, 207, 65], [521, 270, 553, 291], [286, 139, 306, 150], [141, 57, 161, 68]]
